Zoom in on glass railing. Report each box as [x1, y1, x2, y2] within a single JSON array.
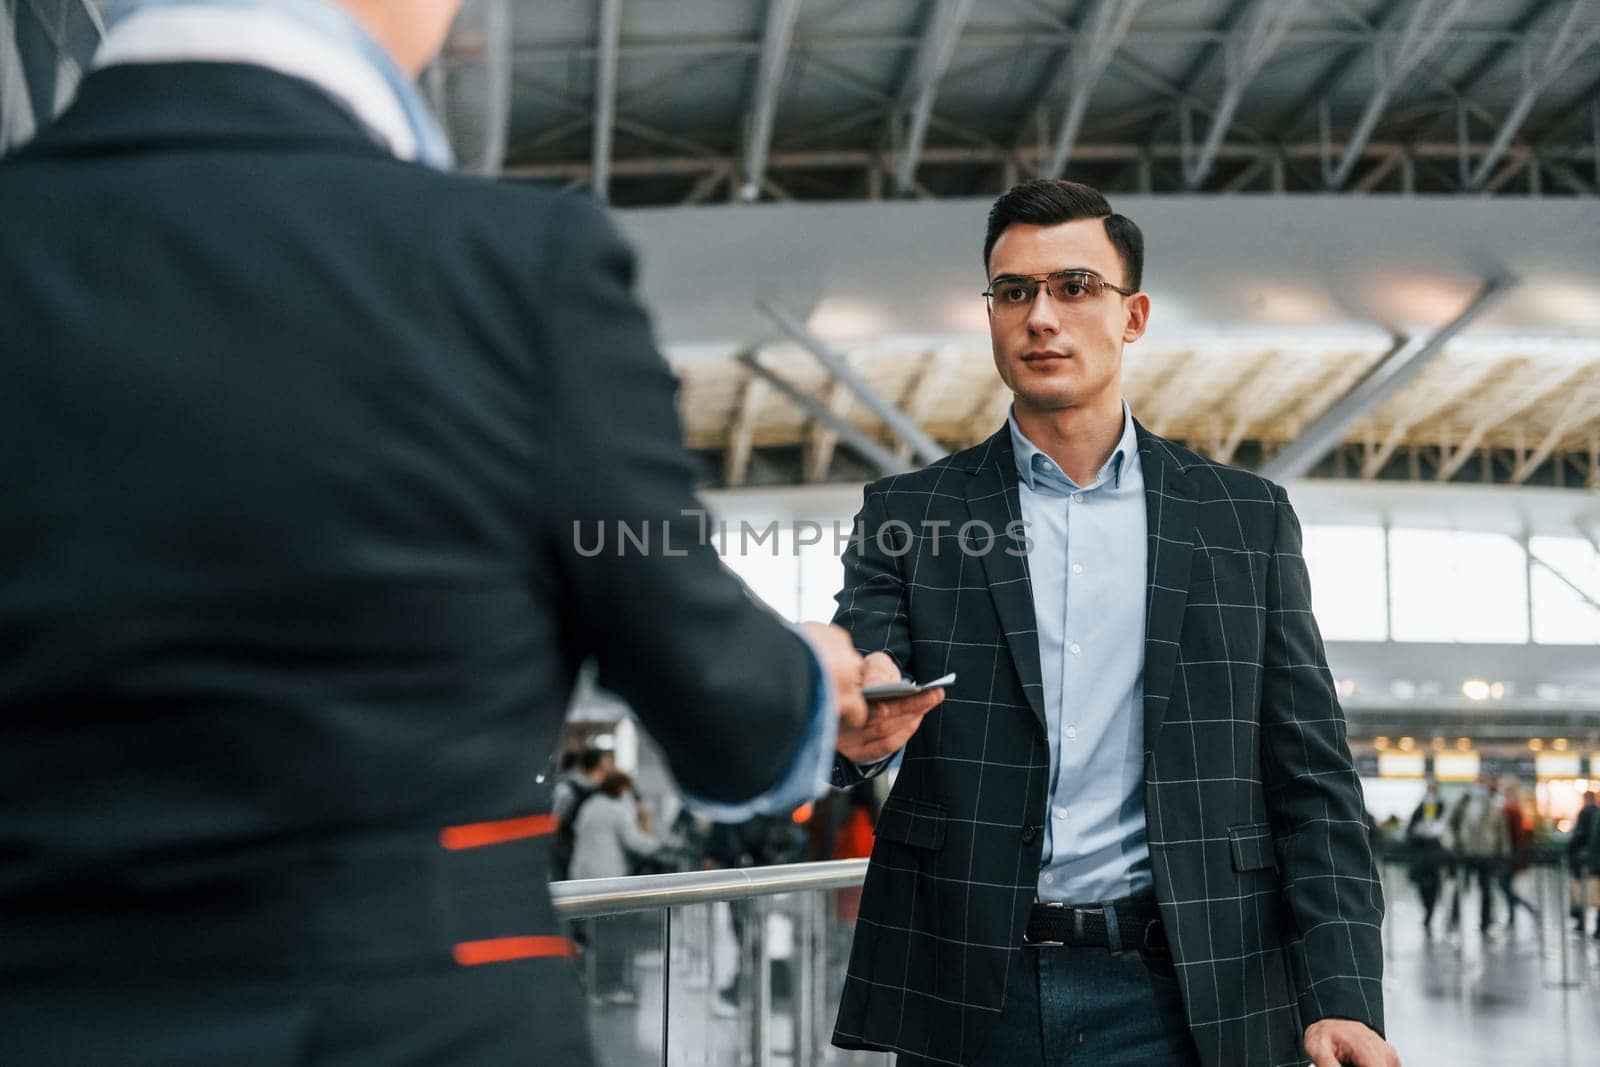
[[551, 859, 891, 1066]]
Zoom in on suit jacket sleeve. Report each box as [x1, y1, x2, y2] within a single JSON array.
[[1260, 484, 1386, 1036], [829, 483, 914, 788], [536, 193, 816, 805]]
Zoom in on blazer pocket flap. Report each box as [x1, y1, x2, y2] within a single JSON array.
[[1193, 551, 1256, 586], [1228, 823, 1276, 872], [875, 797, 947, 851]]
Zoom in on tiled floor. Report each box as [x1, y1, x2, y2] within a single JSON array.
[[588, 867, 1600, 1066], [1379, 864, 1600, 1067]]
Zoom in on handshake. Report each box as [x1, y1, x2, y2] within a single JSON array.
[[799, 622, 946, 765]]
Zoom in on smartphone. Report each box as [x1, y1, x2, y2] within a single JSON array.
[[862, 672, 955, 702]]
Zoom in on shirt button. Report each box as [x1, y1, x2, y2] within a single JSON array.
[[1021, 826, 1038, 844], [1054, 806, 1069, 820], [1065, 725, 1078, 740], [1072, 493, 1083, 504], [1069, 642, 1081, 656], [1043, 873, 1054, 885], [1071, 563, 1084, 575]]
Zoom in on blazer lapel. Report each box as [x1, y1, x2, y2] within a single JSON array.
[[1136, 424, 1197, 754], [964, 429, 1047, 730]]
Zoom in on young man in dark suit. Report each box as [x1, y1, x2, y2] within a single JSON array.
[[0, 2, 939, 1063], [830, 180, 1398, 1067]]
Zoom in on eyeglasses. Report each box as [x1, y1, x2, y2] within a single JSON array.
[[982, 269, 1134, 316]]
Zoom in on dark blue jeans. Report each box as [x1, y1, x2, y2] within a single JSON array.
[[898, 942, 1200, 1066]]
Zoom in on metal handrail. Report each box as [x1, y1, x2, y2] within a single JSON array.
[[550, 858, 868, 919]]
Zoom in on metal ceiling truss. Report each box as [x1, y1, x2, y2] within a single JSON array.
[[1178, 0, 1309, 190], [1317, 0, 1473, 189], [591, 0, 623, 200], [1463, 0, 1600, 190], [757, 299, 947, 465], [503, 138, 1599, 191], [1042, 0, 1146, 178], [890, 0, 976, 197], [738, 0, 804, 202], [734, 351, 911, 476], [1260, 278, 1515, 482], [494, 1, 1599, 201]]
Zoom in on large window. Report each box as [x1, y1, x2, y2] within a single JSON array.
[[717, 518, 854, 625], [714, 513, 1599, 647], [1530, 536, 1600, 644], [798, 529, 849, 624], [1388, 529, 1528, 643], [1301, 525, 1389, 640], [718, 526, 800, 620]]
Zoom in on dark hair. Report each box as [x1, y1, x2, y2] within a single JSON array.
[[599, 771, 634, 799], [983, 179, 1143, 292], [577, 747, 607, 774]]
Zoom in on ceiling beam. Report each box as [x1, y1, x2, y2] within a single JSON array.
[[1466, 0, 1600, 191], [0, 6, 33, 152], [510, 26, 1536, 65], [1143, 349, 1218, 436], [1182, 0, 1309, 189], [1529, 550, 1600, 613], [1260, 277, 1514, 481], [805, 375, 855, 483], [736, 353, 909, 476], [501, 138, 1600, 182], [1357, 357, 1501, 478], [738, 0, 804, 202], [1042, 0, 1146, 177], [794, 52, 1011, 157], [478, 0, 513, 175], [1321, 0, 1472, 189], [896, 346, 964, 461], [1213, 348, 1288, 464], [1511, 385, 1600, 483], [965, 376, 1013, 442], [591, 0, 623, 200], [893, 0, 976, 196], [757, 300, 947, 464], [1450, 0, 1566, 100], [724, 374, 769, 488]]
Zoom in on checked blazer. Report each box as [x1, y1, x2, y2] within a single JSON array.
[[829, 419, 1384, 1067]]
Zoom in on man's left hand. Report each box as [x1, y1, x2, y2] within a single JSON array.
[[1303, 1019, 1400, 1067]]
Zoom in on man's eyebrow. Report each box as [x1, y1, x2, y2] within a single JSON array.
[[988, 267, 1103, 282]]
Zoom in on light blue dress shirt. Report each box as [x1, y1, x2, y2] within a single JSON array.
[[1009, 405, 1151, 904]]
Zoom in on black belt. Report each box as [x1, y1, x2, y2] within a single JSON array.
[[1024, 895, 1166, 952]]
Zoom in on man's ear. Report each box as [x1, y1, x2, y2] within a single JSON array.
[[1122, 292, 1151, 344]]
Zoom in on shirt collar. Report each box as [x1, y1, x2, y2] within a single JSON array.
[[94, 0, 453, 169], [1008, 401, 1137, 493]]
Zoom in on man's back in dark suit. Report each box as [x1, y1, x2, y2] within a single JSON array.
[[0, 60, 818, 1063]]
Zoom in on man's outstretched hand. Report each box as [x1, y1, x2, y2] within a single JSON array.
[[840, 647, 943, 765], [1304, 1019, 1400, 1067]]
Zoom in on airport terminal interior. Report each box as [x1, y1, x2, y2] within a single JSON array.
[[5, 0, 1599, 1064]]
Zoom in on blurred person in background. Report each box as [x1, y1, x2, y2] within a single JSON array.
[[1571, 791, 1600, 937], [570, 771, 659, 1006], [552, 746, 613, 880], [1497, 779, 1540, 930], [1406, 781, 1450, 936], [1449, 777, 1509, 934], [570, 771, 659, 882], [0, 1, 945, 1062]]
